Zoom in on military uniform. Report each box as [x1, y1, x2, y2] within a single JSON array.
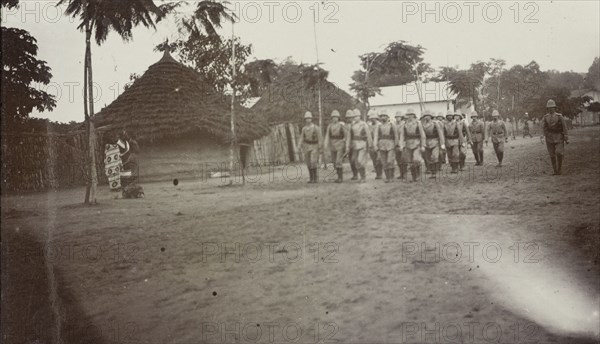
[[543, 100, 569, 175], [324, 110, 348, 183], [421, 112, 445, 178], [298, 112, 323, 183], [346, 110, 359, 180], [456, 114, 471, 171], [443, 115, 465, 173], [486, 110, 507, 167], [468, 112, 485, 165], [395, 113, 406, 179], [399, 110, 426, 181], [346, 111, 374, 182], [436, 114, 447, 166], [367, 111, 383, 179], [374, 113, 398, 182]]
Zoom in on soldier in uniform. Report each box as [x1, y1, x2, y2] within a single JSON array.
[[468, 111, 485, 165], [436, 113, 447, 167], [394, 111, 406, 179], [543, 99, 569, 175], [399, 108, 426, 182], [485, 110, 508, 167], [421, 110, 445, 178], [454, 112, 472, 171], [298, 111, 323, 183], [346, 110, 359, 180], [367, 110, 383, 179], [443, 110, 464, 173], [523, 112, 533, 138], [324, 110, 348, 183], [374, 110, 398, 183], [346, 109, 374, 183]]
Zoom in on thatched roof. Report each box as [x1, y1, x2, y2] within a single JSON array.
[[93, 51, 268, 143], [251, 69, 361, 125]]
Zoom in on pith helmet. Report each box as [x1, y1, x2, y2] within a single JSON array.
[[447, 110, 454, 116], [546, 99, 557, 108], [470, 111, 478, 118], [421, 109, 433, 118], [368, 110, 379, 120], [395, 111, 405, 118], [406, 108, 417, 117], [491, 110, 500, 117], [379, 109, 389, 117], [330, 110, 340, 118], [304, 111, 313, 119], [347, 109, 358, 118], [353, 109, 362, 118]]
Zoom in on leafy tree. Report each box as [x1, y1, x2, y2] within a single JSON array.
[[584, 57, 600, 91], [1, 26, 56, 124], [58, 0, 171, 203], [245, 59, 278, 97]]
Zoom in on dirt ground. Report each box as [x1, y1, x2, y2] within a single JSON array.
[[2, 127, 600, 344]]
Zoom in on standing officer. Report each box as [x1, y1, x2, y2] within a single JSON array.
[[468, 111, 485, 165], [443, 110, 464, 173], [421, 110, 445, 178], [324, 110, 348, 183], [486, 110, 508, 167], [346, 109, 359, 180], [346, 109, 374, 183], [367, 110, 383, 179], [454, 112, 472, 171], [543, 99, 569, 175], [374, 110, 398, 183], [399, 109, 426, 182], [436, 113, 447, 167], [394, 111, 406, 179], [298, 111, 323, 183]]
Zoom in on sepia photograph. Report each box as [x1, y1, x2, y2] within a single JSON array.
[[1, 0, 599, 343]]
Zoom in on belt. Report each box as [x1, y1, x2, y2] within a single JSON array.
[[549, 129, 563, 133], [406, 135, 420, 139], [425, 134, 438, 138], [379, 135, 393, 140], [352, 138, 366, 141], [330, 135, 344, 139], [305, 140, 318, 144], [446, 135, 458, 139]]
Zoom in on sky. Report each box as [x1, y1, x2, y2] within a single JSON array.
[[3, 0, 600, 123]]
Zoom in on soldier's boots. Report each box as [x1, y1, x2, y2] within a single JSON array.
[[335, 168, 343, 183], [313, 168, 319, 183], [550, 157, 558, 175], [307, 168, 313, 183], [399, 164, 408, 180], [389, 168, 395, 181], [557, 155, 563, 175], [375, 164, 383, 179], [479, 151, 484, 165], [459, 156, 466, 171], [451, 163, 459, 174], [359, 168, 367, 183], [429, 163, 438, 179], [384, 168, 394, 183], [497, 153, 503, 167], [350, 164, 358, 180], [410, 165, 420, 182]]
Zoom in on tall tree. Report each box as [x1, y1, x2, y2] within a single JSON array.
[[245, 59, 278, 97], [1, 27, 56, 125], [58, 0, 171, 204], [584, 57, 600, 91]]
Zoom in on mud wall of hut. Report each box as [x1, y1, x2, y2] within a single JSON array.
[[1, 132, 107, 192]]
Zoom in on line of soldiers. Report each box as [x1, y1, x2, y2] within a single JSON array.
[[297, 99, 568, 183]]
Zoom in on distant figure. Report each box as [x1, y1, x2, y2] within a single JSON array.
[[523, 113, 533, 138], [367, 110, 383, 179], [399, 108, 426, 181], [486, 110, 508, 167], [394, 112, 406, 179], [346, 109, 373, 183], [468, 111, 486, 166], [435, 114, 447, 168], [421, 110, 445, 179], [104, 133, 122, 191], [298, 111, 323, 183], [346, 110, 359, 180], [543, 99, 569, 175], [443, 110, 464, 173], [455, 112, 471, 171]]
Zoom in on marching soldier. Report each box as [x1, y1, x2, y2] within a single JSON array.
[[455, 112, 472, 171], [523, 112, 533, 138], [324, 110, 348, 183], [394, 111, 406, 179], [298, 111, 323, 183], [543, 99, 569, 175], [346, 110, 359, 180], [346, 109, 374, 183], [486, 110, 508, 167], [443, 110, 464, 173], [436, 113, 447, 167], [367, 110, 383, 179], [374, 110, 398, 182], [468, 111, 485, 166], [399, 109, 426, 182], [421, 110, 445, 178]]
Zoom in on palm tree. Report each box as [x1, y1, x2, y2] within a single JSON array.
[[58, 0, 170, 203], [180, 0, 235, 40], [245, 59, 278, 97]]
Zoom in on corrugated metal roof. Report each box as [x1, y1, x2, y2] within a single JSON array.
[[370, 81, 456, 106]]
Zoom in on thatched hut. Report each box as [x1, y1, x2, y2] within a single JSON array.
[[251, 68, 361, 126], [93, 51, 269, 181]]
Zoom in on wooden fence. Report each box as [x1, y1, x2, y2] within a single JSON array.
[[247, 123, 301, 166], [1, 131, 106, 193]]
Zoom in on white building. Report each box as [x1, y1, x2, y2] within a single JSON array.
[[370, 81, 474, 120]]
